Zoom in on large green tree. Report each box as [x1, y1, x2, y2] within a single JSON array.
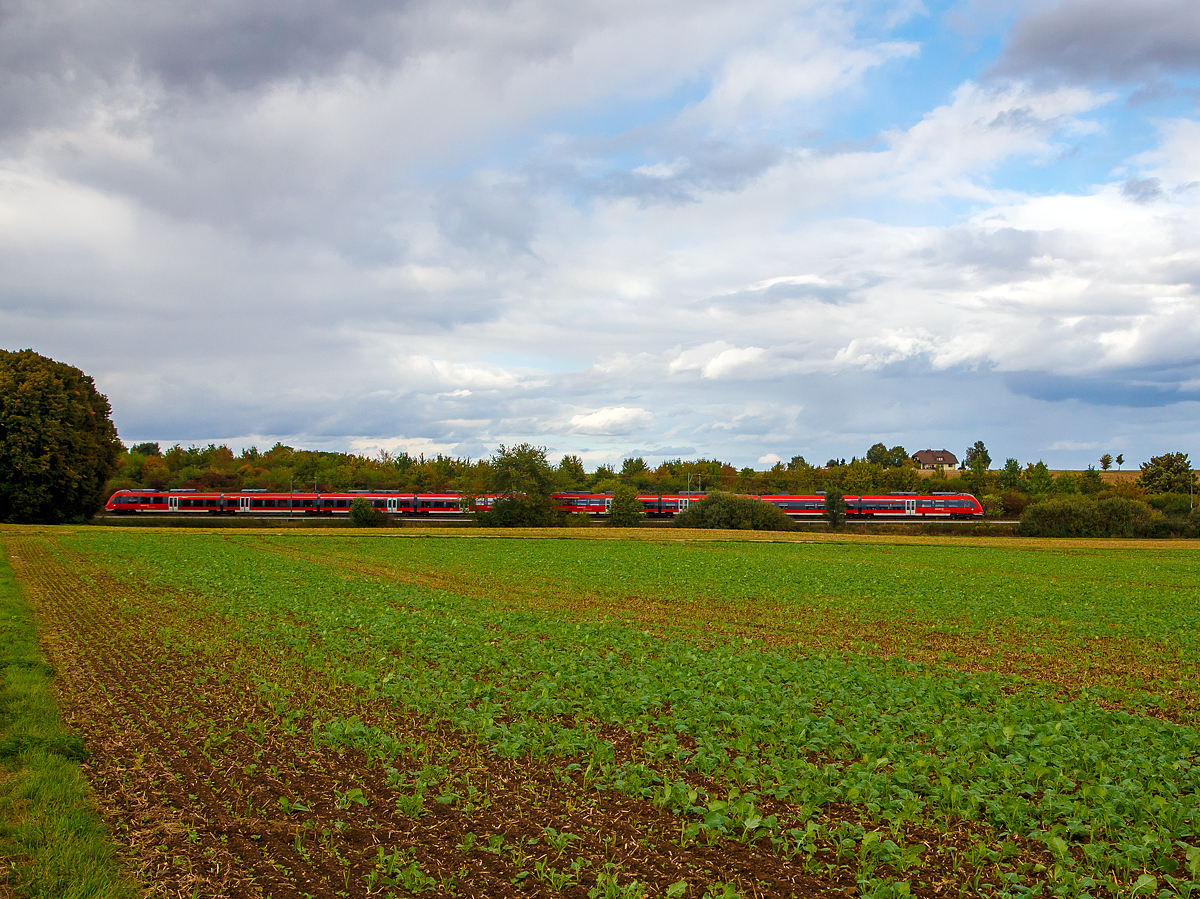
[[475, 443, 561, 527], [1137, 452, 1196, 495], [0, 350, 123, 523]]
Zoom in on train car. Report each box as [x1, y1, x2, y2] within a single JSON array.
[[553, 493, 710, 518], [105, 489, 470, 516], [552, 493, 611, 515], [626, 492, 982, 519], [759, 492, 983, 520]]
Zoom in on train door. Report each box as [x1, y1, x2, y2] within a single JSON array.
[[905, 499, 916, 516], [604, 496, 613, 513], [168, 495, 180, 512], [239, 495, 251, 514], [387, 497, 398, 513], [679, 497, 690, 512]]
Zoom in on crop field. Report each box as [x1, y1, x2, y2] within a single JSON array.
[[2, 526, 1199, 899]]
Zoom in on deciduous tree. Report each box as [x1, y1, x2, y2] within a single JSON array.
[[1137, 452, 1196, 495], [866, 443, 889, 466], [999, 458, 1022, 491], [607, 484, 644, 527], [556, 454, 587, 491], [824, 487, 846, 530], [1024, 461, 1053, 496], [963, 441, 991, 471], [0, 349, 122, 523], [476, 443, 560, 527]]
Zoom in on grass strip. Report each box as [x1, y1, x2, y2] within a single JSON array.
[[0, 534, 138, 899]]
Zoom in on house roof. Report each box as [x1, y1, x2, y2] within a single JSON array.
[[912, 449, 958, 466]]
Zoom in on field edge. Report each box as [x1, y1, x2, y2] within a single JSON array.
[[0, 534, 140, 899]]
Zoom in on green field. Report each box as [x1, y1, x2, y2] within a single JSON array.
[[2, 526, 1198, 898]]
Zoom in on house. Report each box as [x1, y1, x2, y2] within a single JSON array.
[[912, 449, 958, 472]]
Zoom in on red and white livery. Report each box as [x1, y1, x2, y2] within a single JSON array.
[[106, 489, 983, 519]]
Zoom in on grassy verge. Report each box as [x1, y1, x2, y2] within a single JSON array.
[[0, 535, 138, 899]]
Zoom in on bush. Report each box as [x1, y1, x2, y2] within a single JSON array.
[[349, 497, 387, 527], [1018, 497, 1099, 537], [607, 485, 644, 528], [1018, 496, 1156, 537], [674, 492, 796, 531], [1147, 493, 1193, 516], [474, 495, 561, 527], [1001, 492, 1030, 518], [1097, 496, 1156, 537]]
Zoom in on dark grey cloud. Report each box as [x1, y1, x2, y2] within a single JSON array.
[[0, 0, 411, 125], [1004, 370, 1200, 407], [991, 0, 1200, 85], [1122, 176, 1164, 204]]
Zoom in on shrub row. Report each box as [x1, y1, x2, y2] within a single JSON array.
[[1018, 495, 1200, 538]]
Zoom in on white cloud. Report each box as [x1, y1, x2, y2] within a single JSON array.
[[568, 406, 654, 435], [667, 342, 769, 379], [702, 346, 768, 378]]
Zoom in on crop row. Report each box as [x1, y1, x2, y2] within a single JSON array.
[[247, 532, 1200, 721], [48, 528, 1200, 897], [10, 528, 887, 898]]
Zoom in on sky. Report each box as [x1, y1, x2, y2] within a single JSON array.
[[2, 0, 1200, 470]]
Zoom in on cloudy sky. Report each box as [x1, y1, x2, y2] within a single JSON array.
[[3, 0, 1199, 469]]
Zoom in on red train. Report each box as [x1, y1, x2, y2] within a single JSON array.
[[105, 489, 983, 520]]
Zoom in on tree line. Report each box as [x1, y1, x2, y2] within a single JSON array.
[[2, 349, 1196, 531], [106, 439, 1198, 518]]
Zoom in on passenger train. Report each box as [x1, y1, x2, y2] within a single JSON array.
[[105, 489, 984, 520]]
